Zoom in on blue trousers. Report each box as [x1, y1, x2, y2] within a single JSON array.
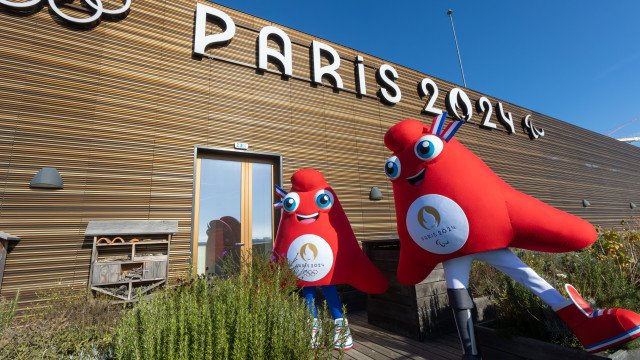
[[302, 285, 343, 319]]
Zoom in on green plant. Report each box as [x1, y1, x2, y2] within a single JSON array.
[[0, 288, 122, 359], [0, 292, 18, 336], [472, 226, 640, 351], [115, 252, 343, 360]]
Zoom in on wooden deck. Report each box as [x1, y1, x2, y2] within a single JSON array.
[[343, 312, 500, 360], [342, 312, 604, 360]]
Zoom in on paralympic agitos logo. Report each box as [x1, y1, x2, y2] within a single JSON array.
[[0, 0, 131, 27]]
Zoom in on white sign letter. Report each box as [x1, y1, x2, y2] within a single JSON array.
[[258, 26, 292, 77], [193, 3, 236, 56], [496, 102, 515, 134], [355, 56, 367, 96], [476, 96, 497, 129], [446, 88, 473, 122], [377, 64, 401, 104], [419, 78, 442, 115], [311, 40, 344, 89]]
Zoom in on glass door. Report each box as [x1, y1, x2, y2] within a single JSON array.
[[192, 154, 276, 276]]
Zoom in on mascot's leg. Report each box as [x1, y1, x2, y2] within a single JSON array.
[[443, 255, 482, 360], [320, 285, 353, 350], [474, 249, 568, 309], [302, 287, 320, 347], [555, 284, 640, 353], [477, 249, 640, 353]]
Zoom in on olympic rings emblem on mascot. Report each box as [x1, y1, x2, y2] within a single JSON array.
[[0, 0, 131, 25], [286, 234, 333, 282]]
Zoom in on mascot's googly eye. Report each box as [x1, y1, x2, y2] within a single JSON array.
[[384, 156, 401, 180], [282, 192, 300, 212], [414, 135, 444, 161], [314, 189, 334, 210]]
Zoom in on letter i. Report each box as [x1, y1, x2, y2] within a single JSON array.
[[355, 55, 367, 96]]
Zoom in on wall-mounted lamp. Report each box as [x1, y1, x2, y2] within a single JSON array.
[[582, 199, 591, 207], [631, 202, 637, 210], [30, 167, 63, 189], [369, 187, 383, 201]]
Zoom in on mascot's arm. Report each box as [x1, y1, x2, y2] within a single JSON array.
[[346, 251, 389, 294], [395, 247, 437, 286], [504, 186, 597, 253]]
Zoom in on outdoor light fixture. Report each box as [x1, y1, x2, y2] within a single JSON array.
[[29, 167, 63, 189], [631, 202, 637, 209], [582, 199, 591, 207], [369, 187, 383, 201]]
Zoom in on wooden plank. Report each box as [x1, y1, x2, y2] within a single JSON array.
[[349, 321, 450, 360], [475, 326, 607, 360], [85, 220, 179, 236], [349, 313, 461, 359]]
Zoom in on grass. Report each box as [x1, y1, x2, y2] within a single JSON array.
[[0, 289, 121, 359]]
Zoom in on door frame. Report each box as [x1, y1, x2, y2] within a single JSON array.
[[190, 146, 283, 275]]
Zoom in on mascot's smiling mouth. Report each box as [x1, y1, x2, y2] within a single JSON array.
[[406, 168, 425, 186], [297, 213, 319, 224]]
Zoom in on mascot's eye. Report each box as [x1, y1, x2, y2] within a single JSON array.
[[282, 192, 300, 212], [314, 189, 334, 210], [384, 156, 401, 180], [414, 135, 444, 161]]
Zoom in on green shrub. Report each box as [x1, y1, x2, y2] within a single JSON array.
[[0, 292, 18, 336], [115, 253, 343, 360], [472, 225, 640, 351], [0, 289, 121, 359]]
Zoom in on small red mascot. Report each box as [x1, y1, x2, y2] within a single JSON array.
[[384, 113, 640, 357], [273, 168, 389, 350]]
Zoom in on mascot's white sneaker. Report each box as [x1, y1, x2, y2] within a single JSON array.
[[311, 318, 320, 348], [333, 318, 353, 350], [555, 284, 640, 353]]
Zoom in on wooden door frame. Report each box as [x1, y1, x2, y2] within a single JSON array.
[[190, 146, 282, 276]]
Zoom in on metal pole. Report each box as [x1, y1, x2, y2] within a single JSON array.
[[447, 9, 467, 88]]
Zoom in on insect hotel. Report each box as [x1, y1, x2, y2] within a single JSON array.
[[86, 220, 177, 303]]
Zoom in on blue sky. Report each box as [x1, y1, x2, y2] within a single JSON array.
[[213, 1, 640, 143]]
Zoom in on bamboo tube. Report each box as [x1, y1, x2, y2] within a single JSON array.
[[97, 237, 112, 244], [111, 237, 125, 244]]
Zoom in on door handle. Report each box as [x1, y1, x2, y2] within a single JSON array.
[[235, 242, 245, 246]]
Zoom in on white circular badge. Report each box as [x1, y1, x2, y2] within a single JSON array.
[[286, 234, 334, 282], [405, 194, 469, 254]]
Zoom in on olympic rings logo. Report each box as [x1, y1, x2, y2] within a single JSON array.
[[298, 269, 319, 278], [0, 0, 131, 25]]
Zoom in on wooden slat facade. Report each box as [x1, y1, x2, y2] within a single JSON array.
[[1, 1, 639, 308]]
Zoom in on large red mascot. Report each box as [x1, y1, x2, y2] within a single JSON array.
[[273, 168, 388, 350], [384, 113, 640, 358]]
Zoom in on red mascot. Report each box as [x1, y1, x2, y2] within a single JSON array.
[[384, 113, 640, 358], [273, 168, 389, 350]]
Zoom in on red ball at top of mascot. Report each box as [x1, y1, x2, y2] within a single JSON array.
[[273, 168, 388, 294]]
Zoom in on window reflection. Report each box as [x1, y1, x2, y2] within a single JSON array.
[[195, 158, 274, 275], [197, 159, 241, 275], [252, 163, 273, 255]]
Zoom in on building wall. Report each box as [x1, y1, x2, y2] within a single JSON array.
[[1, 1, 639, 307]]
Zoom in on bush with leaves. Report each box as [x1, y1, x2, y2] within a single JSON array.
[[0, 289, 121, 359], [115, 252, 344, 360], [471, 224, 640, 351], [0, 292, 18, 337]]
